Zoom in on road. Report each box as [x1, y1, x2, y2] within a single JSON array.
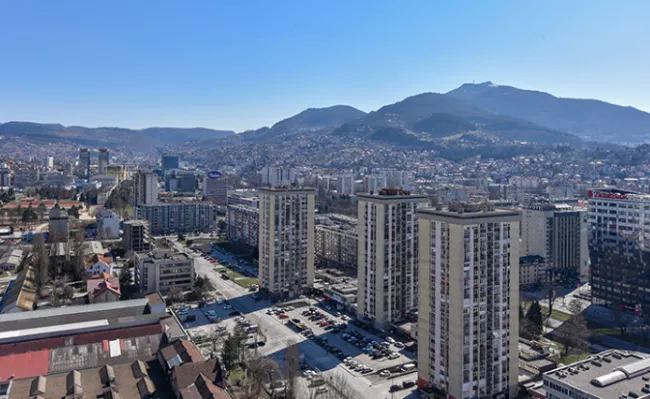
[[189, 244, 415, 399]]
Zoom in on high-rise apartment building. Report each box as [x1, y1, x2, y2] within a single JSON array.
[[363, 175, 388, 193], [261, 167, 297, 187], [136, 202, 216, 236], [356, 189, 428, 327], [134, 171, 158, 209], [588, 189, 650, 312], [258, 187, 315, 300], [98, 148, 109, 175], [337, 174, 355, 195], [521, 202, 589, 282], [78, 148, 90, 179], [417, 203, 520, 399]]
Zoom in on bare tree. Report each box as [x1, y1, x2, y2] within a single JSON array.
[[208, 325, 228, 354], [240, 353, 282, 399], [70, 230, 86, 281], [33, 232, 49, 286], [612, 300, 633, 336], [545, 282, 557, 318], [321, 372, 354, 399], [556, 299, 591, 357], [284, 339, 300, 399]]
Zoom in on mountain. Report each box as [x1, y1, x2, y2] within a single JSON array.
[[240, 105, 366, 143], [332, 92, 581, 145], [447, 82, 650, 144], [0, 121, 235, 150]]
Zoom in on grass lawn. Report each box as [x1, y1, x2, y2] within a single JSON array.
[[235, 277, 259, 289], [228, 366, 245, 383], [226, 270, 245, 279], [541, 305, 573, 322]]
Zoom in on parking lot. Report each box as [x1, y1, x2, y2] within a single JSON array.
[[266, 304, 417, 382]]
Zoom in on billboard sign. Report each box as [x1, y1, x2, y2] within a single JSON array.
[[207, 171, 223, 179]]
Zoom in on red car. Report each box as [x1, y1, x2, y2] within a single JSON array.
[[279, 313, 289, 319], [210, 260, 217, 263], [319, 321, 329, 327]]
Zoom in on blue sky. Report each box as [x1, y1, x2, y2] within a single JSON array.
[[1, 1, 649, 131]]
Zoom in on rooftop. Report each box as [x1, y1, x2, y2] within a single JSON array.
[[258, 186, 315, 194], [416, 204, 520, 223], [544, 350, 650, 399]]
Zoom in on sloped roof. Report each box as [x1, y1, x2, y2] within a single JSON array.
[[1, 265, 36, 313]]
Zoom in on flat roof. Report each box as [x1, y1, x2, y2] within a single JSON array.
[[544, 350, 650, 399], [416, 207, 520, 223], [258, 187, 315, 194], [356, 192, 429, 202]]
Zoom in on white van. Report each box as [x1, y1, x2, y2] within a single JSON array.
[[401, 363, 416, 372]]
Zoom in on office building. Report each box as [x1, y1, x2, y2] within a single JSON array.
[[258, 187, 315, 300], [227, 204, 259, 250], [417, 203, 520, 399], [542, 350, 650, 399], [48, 207, 69, 243], [203, 175, 228, 206], [315, 214, 358, 269], [123, 220, 151, 253], [162, 154, 180, 170], [166, 170, 196, 193], [45, 156, 54, 169], [0, 167, 11, 188], [519, 255, 548, 289], [96, 208, 120, 239], [356, 189, 428, 327], [261, 166, 297, 187], [137, 202, 216, 236], [522, 202, 589, 282], [97, 148, 109, 175], [588, 188, 650, 311], [78, 148, 90, 179], [134, 170, 158, 208], [135, 248, 195, 294]]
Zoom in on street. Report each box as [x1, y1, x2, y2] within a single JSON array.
[[189, 243, 418, 398]]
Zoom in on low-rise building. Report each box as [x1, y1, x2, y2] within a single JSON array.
[[96, 207, 120, 239], [87, 276, 121, 303], [543, 350, 650, 399], [226, 204, 259, 250], [135, 249, 195, 294], [0, 265, 36, 313], [520, 255, 548, 289]]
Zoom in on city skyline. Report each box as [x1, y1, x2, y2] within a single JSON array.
[[1, 1, 650, 131]]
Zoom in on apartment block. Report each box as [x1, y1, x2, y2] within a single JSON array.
[[356, 189, 428, 327], [315, 214, 358, 269], [227, 204, 259, 250], [134, 170, 158, 208], [417, 203, 520, 399], [261, 167, 297, 187], [135, 248, 195, 294], [258, 187, 315, 300], [136, 202, 215, 236]]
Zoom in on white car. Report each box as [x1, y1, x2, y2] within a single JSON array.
[[393, 342, 405, 349], [223, 304, 233, 310], [379, 370, 391, 377], [304, 370, 317, 377], [386, 337, 396, 344], [389, 353, 400, 359]]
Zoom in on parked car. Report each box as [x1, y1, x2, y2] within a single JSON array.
[[389, 385, 402, 392], [379, 370, 391, 377], [402, 381, 416, 389], [279, 313, 289, 319], [229, 311, 242, 316], [393, 342, 405, 349]]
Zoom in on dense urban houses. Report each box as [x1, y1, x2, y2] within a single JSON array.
[[258, 187, 315, 300], [521, 201, 589, 283], [588, 188, 650, 313], [416, 203, 520, 399], [356, 189, 428, 327]]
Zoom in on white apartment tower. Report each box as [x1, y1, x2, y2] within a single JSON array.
[[356, 189, 428, 327], [417, 203, 520, 399], [261, 167, 297, 187], [258, 187, 315, 300]]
